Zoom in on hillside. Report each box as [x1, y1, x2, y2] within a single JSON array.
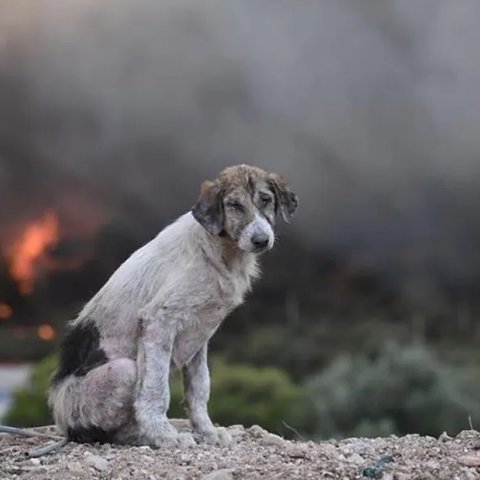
[[1, 424, 480, 479]]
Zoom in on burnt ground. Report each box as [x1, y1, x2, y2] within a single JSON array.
[[1, 423, 480, 479]]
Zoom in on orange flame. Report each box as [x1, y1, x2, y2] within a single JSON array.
[[6, 211, 60, 295], [37, 323, 56, 341], [0, 303, 13, 320]]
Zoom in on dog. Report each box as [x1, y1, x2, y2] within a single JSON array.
[[48, 164, 298, 447]]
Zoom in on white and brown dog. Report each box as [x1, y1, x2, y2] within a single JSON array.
[[48, 165, 298, 447]]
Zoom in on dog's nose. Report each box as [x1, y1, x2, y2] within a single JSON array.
[[251, 233, 269, 250]]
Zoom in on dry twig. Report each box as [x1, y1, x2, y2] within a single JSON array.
[[0, 425, 63, 440], [26, 438, 69, 458], [0, 425, 68, 458]]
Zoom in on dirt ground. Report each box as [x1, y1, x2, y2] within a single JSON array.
[[1, 423, 480, 480]]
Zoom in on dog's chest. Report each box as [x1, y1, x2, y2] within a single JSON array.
[[170, 255, 257, 368], [171, 302, 232, 368]]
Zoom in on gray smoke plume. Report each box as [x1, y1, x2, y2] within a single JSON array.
[[1, 0, 480, 294]]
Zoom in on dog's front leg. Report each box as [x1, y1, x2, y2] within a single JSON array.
[[182, 342, 232, 445], [134, 312, 195, 448]]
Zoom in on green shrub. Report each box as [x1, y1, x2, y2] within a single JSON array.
[[4, 354, 57, 427], [168, 358, 305, 437], [5, 355, 305, 437], [303, 341, 480, 439]]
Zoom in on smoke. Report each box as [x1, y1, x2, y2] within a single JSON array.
[[1, 0, 480, 292]]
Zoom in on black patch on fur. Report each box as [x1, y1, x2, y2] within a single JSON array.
[[51, 321, 108, 386], [67, 425, 114, 444]]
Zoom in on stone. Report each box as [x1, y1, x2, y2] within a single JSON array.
[[201, 468, 234, 480], [286, 443, 310, 459], [247, 425, 269, 438], [84, 453, 109, 472], [439, 431, 452, 442], [456, 430, 480, 440], [459, 455, 480, 467]]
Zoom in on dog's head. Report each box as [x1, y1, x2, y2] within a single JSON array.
[[192, 165, 298, 254]]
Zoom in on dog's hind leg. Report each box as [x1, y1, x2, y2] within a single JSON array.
[[50, 358, 137, 443]]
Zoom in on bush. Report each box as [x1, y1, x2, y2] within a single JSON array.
[[4, 354, 56, 427], [5, 355, 305, 437], [168, 358, 305, 437], [303, 341, 480, 439]]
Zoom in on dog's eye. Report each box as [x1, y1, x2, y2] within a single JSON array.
[[226, 200, 244, 212], [259, 194, 272, 207]]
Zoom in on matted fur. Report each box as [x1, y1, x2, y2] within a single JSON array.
[[48, 164, 297, 447]]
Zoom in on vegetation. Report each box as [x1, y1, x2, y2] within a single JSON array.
[[168, 358, 305, 437], [6, 342, 480, 440], [303, 341, 480, 439], [4, 354, 56, 427]]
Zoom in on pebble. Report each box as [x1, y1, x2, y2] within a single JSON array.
[[439, 431, 452, 442], [286, 443, 310, 459], [247, 425, 269, 438], [347, 453, 365, 466], [261, 433, 287, 447], [458, 455, 480, 467], [339, 440, 370, 456], [457, 430, 480, 440], [67, 462, 91, 480], [247, 424, 288, 447], [228, 425, 246, 439], [84, 452, 109, 472], [200, 468, 234, 480]]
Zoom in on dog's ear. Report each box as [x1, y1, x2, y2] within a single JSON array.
[[192, 180, 224, 235], [268, 173, 298, 223]]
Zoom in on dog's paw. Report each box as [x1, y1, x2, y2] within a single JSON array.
[[196, 426, 233, 446], [176, 432, 197, 448], [138, 417, 196, 448], [147, 431, 196, 449]]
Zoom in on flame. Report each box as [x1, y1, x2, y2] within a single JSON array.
[[6, 210, 60, 295], [37, 323, 56, 341], [0, 303, 13, 320]]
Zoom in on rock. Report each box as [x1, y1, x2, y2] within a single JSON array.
[[347, 453, 365, 466], [247, 424, 287, 447], [201, 468, 234, 480], [456, 430, 480, 440], [67, 462, 91, 480], [261, 433, 287, 447], [228, 425, 246, 439], [319, 443, 340, 458], [286, 443, 310, 459], [247, 425, 269, 438], [84, 452, 109, 472], [339, 440, 370, 456], [459, 455, 480, 467], [30, 458, 41, 465], [439, 431, 452, 442]]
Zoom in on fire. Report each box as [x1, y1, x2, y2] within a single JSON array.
[[6, 210, 60, 295], [37, 323, 56, 341], [0, 303, 13, 320]]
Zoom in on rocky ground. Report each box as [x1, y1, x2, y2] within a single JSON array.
[[2, 423, 480, 479]]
